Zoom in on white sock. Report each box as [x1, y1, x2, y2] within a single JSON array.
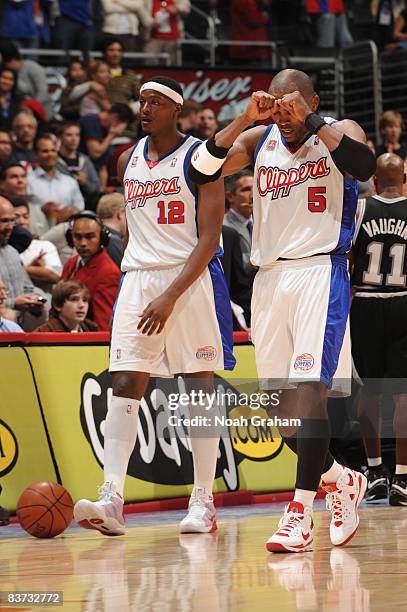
[[293, 488, 316, 508], [321, 460, 344, 484], [395, 464, 407, 475], [188, 397, 221, 496], [103, 395, 140, 497], [367, 457, 382, 468]]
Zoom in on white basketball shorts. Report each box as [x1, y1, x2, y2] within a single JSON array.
[[110, 259, 235, 377], [251, 254, 351, 394]]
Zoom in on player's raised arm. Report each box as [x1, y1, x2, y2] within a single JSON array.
[[277, 91, 376, 181], [188, 91, 275, 183]]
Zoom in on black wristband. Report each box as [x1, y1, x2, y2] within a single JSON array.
[[207, 136, 230, 159], [305, 113, 327, 134]]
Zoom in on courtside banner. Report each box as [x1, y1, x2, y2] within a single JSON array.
[[23, 342, 295, 504], [0, 347, 57, 510]]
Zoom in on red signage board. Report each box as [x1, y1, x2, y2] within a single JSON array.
[[134, 68, 274, 121]]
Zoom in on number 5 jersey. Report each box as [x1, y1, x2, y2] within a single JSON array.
[[252, 119, 358, 266]]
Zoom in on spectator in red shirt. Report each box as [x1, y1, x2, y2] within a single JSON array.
[[144, 0, 191, 65], [306, 0, 353, 48], [230, 0, 270, 64], [61, 211, 121, 331]]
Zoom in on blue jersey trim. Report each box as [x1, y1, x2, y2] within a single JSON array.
[[123, 142, 140, 177], [253, 125, 273, 165], [208, 258, 236, 371], [320, 257, 350, 387], [183, 139, 201, 199], [333, 175, 358, 254], [143, 134, 191, 163], [110, 272, 126, 333]]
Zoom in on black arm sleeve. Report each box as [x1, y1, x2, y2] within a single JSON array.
[[331, 135, 377, 182], [188, 165, 222, 185]]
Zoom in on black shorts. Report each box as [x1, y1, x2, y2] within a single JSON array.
[[350, 295, 407, 392]]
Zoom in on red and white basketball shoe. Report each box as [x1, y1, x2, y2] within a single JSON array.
[[266, 501, 314, 553], [322, 467, 367, 547], [179, 487, 217, 533], [74, 481, 125, 536]]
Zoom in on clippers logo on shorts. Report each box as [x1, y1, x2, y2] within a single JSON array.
[[196, 346, 217, 361], [124, 176, 181, 209], [257, 157, 330, 199], [115, 349, 121, 360], [294, 353, 314, 372]]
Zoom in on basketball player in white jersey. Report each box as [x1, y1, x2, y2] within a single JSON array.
[[74, 77, 235, 536], [189, 69, 376, 553]]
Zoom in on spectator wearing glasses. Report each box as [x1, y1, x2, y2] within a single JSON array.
[[0, 195, 47, 329]]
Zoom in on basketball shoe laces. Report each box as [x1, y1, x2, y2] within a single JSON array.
[[187, 488, 213, 521], [97, 482, 119, 503], [277, 507, 307, 536], [325, 486, 353, 527]]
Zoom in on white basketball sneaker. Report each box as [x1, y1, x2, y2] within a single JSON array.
[[322, 467, 367, 547], [266, 501, 314, 553], [74, 481, 125, 536], [179, 487, 217, 534]]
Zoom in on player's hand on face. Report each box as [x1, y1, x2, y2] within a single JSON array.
[[137, 294, 176, 336], [277, 91, 313, 123], [244, 91, 276, 122]]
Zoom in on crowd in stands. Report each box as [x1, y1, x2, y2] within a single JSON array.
[[0, 1, 407, 337]]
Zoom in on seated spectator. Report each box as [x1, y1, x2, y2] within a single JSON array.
[[221, 224, 252, 330], [144, 0, 191, 66], [10, 111, 38, 166], [13, 197, 62, 298], [0, 273, 23, 332], [102, 38, 141, 131], [0, 162, 48, 236], [0, 194, 47, 329], [230, 0, 270, 64], [79, 103, 133, 189], [393, 5, 407, 47], [61, 211, 121, 330], [60, 60, 89, 122], [52, 0, 94, 64], [57, 123, 101, 209], [178, 99, 202, 137], [305, 0, 353, 48], [36, 280, 98, 332], [96, 192, 126, 268], [80, 61, 111, 117], [376, 110, 407, 159], [101, 1, 153, 52], [223, 169, 256, 275], [0, 66, 23, 131], [28, 134, 85, 227], [0, 41, 52, 120], [198, 107, 218, 140], [0, 130, 12, 170]]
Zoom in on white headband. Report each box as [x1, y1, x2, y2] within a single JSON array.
[[140, 81, 183, 105]]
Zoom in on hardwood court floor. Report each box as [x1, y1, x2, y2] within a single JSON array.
[[1, 502, 406, 611]]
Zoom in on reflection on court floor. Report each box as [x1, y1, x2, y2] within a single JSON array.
[[0, 502, 405, 611]]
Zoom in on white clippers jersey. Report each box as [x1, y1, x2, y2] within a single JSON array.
[[252, 120, 358, 267], [121, 135, 201, 271]]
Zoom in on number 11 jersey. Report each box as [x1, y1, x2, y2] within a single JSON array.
[[122, 134, 201, 271], [252, 119, 358, 267]]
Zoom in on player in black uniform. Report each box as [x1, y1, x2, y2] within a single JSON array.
[[351, 153, 407, 506]]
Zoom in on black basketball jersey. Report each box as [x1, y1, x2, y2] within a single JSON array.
[[352, 195, 407, 295]]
